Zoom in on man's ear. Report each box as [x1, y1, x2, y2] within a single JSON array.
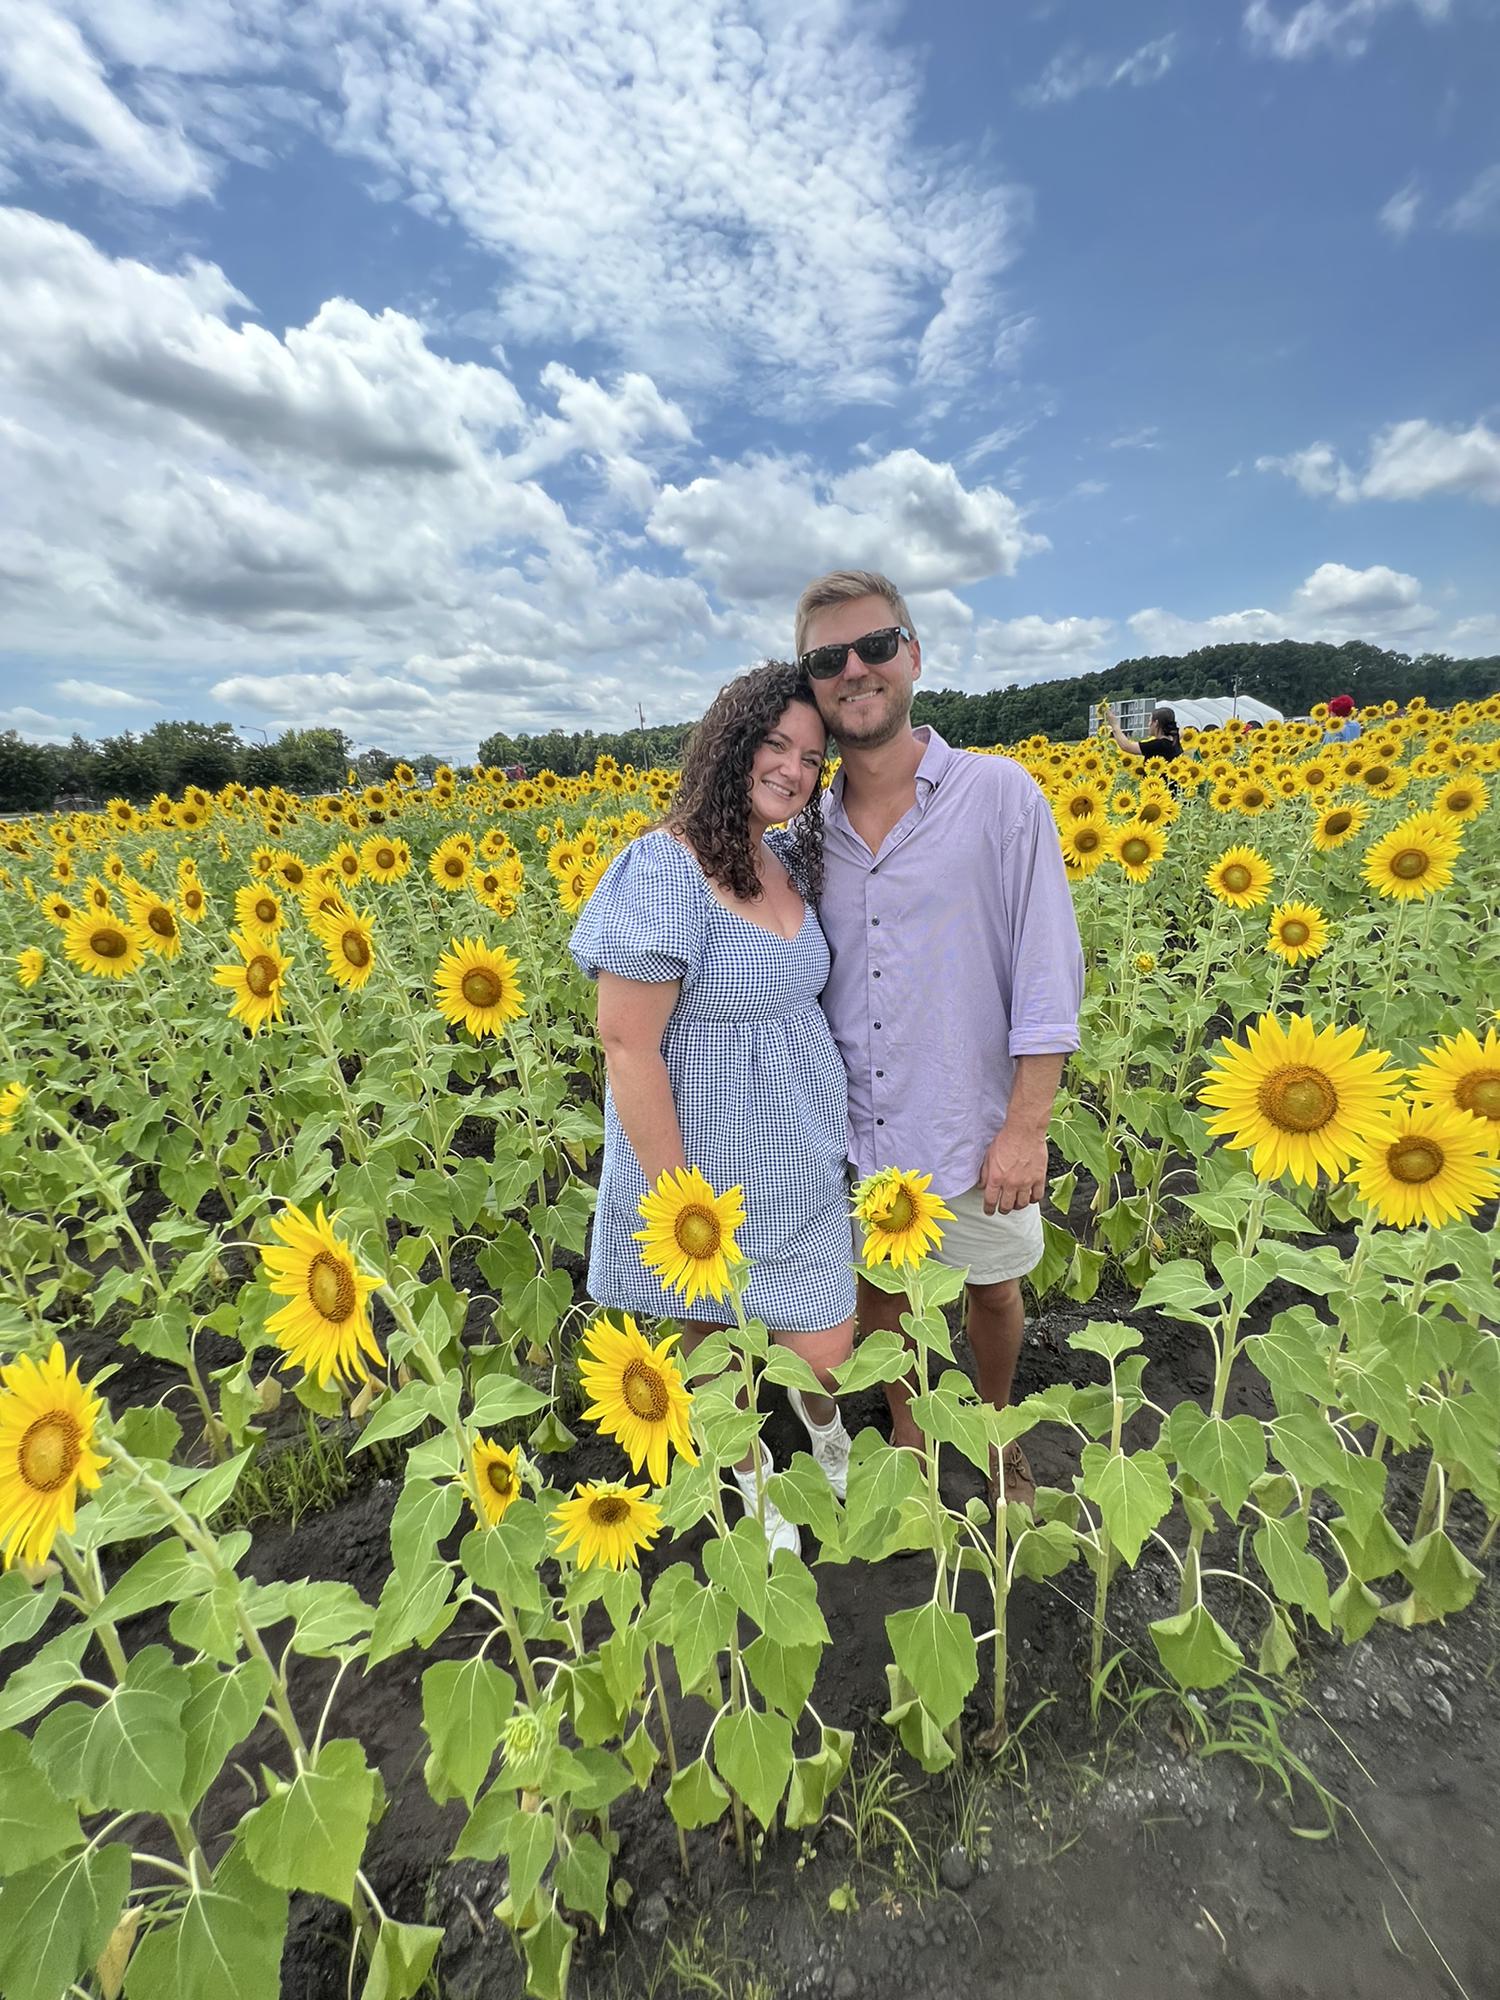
[[908, 634, 922, 684]]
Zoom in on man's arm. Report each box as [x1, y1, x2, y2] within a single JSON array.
[[980, 1051, 1067, 1215]]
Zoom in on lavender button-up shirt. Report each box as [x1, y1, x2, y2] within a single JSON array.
[[818, 727, 1084, 1199]]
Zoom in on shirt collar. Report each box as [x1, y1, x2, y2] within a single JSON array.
[[826, 724, 954, 824]]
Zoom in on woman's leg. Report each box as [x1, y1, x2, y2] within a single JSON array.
[[773, 1316, 855, 1426]]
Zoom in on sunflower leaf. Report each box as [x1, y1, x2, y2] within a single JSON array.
[[243, 1738, 375, 1905], [125, 1838, 285, 2000], [714, 1707, 793, 1831], [0, 1841, 131, 2000]]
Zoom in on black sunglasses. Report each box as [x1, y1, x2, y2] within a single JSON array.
[[798, 625, 913, 681]]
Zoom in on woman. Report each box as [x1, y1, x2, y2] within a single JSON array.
[[570, 662, 854, 1556], [1103, 701, 1182, 765]]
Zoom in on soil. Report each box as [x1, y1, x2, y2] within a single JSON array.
[[34, 1222, 1497, 2000]]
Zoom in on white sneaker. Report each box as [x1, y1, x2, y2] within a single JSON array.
[[731, 1446, 801, 1558], [787, 1387, 851, 1502]]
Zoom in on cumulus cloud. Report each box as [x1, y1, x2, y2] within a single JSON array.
[[1019, 35, 1179, 107], [53, 678, 153, 710], [1258, 418, 1500, 505], [972, 615, 1115, 682], [1128, 560, 1437, 653], [646, 450, 1047, 605], [1243, 0, 1450, 61]]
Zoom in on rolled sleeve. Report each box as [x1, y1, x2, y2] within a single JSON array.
[[1002, 791, 1083, 1057]]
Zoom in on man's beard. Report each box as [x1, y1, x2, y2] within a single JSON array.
[[827, 678, 912, 749]]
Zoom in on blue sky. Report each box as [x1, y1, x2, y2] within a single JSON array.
[[0, 0, 1496, 758]]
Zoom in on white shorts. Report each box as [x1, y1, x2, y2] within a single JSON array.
[[853, 1182, 1043, 1287]]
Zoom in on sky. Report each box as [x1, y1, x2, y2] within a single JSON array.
[[0, 0, 1496, 760]]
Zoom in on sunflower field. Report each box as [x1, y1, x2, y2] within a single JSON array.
[[0, 697, 1497, 2000]]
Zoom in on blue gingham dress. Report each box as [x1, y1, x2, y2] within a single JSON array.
[[570, 830, 856, 1330]]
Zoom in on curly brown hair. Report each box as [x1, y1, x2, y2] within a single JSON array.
[[666, 662, 828, 903]]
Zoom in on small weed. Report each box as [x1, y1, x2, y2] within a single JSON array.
[[219, 1414, 394, 1530]]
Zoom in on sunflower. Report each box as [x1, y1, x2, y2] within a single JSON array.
[[273, 851, 309, 892], [1205, 845, 1274, 910], [235, 882, 286, 938], [1233, 775, 1275, 815], [430, 837, 472, 893], [1408, 1027, 1500, 1148], [1060, 820, 1109, 877], [328, 841, 362, 883], [0, 1343, 108, 1569], [212, 928, 292, 1034], [1199, 1012, 1402, 1185], [122, 885, 182, 960], [1362, 814, 1461, 902], [1056, 785, 1105, 823], [260, 1202, 384, 1390], [311, 907, 377, 991], [16, 948, 44, 989], [1310, 798, 1367, 850], [1111, 821, 1166, 883], [556, 852, 613, 915], [41, 893, 75, 928], [1134, 950, 1156, 974], [578, 1313, 698, 1486], [853, 1167, 954, 1268], [1431, 774, 1488, 822], [635, 1166, 746, 1304], [177, 877, 208, 924], [250, 846, 277, 876], [82, 876, 112, 914], [469, 1438, 523, 1526], [62, 910, 146, 979], [1347, 1100, 1500, 1229], [0, 1081, 27, 1135], [431, 937, 525, 1038], [551, 1480, 664, 1572], [1265, 901, 1329, 967]]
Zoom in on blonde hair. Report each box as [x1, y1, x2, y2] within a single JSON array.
[[794, 569, 915, 660]]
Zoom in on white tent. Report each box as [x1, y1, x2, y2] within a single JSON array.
[[1169, 695, 1283, 728]]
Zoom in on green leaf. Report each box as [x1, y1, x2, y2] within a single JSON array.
[[0, 1842, 131, 2000], [279, 1580, 375, 1657], [831, 1329, 912, 1393], [1135, 1257, 1219, 1323], [1400, 1530, 1483, 1619], [0, 1730, 82, 1871], [1148, 1605, 1244, 1690], [366, 1562, 456, 1667], [469, 1372, 551, 1428], [181, 1658, 274, 1812], [1079, 1444, 1173, 1567], [1169, 1408, 1267, 1519], [714, 1706, 793, 1831], [1327, 1509, 1408, 1584], [32, 1643, 189, 1817], [766, 1453, 843, 1547], [555, 1830, 610, 1931], [351, 1381, 445, 1451], [1268, 1411, 1350, 1494], [666, 1756, 731, 1830], [668, 1580, 735, 1698], [519, 1905, 575, 2000], [702, 1515, 770, 1627], [1010, 1517, 1080, 1582], [361, 1919, 445, 2000], [461, 1504, 548, 1614], [760, 1345, 826, 1397], [1253, 1512, 1332, 1630], [182, 1446, 257, 1523], [125, 1840, 286, 2000], [1257, 1608, 1299, 1677], [743, 1636, 823, 1719], [0, 1568, 62, 1656], [0, 1625, 90, 1729], [389, 1477, 462, 1580], [1068, 1319, 1142, 1363], [909, 1371, 991, 1472], [885, 1602, 977, 1730], [1331, 1577, 1382, 1643], [784, 1728, 854, 1830], [423, 1657, 516, 1807], [1335, 1349, 1413, 1449], [623, 1720, 659, 1789], [504, 1808, 557, 1921], [243, 1738, 375, 1905], [761, 1550, 832, 1649]]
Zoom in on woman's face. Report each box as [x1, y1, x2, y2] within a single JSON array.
[[748, 700, 827, 827]]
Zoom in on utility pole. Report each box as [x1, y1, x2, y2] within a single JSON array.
[[637, 703, 645, 729]]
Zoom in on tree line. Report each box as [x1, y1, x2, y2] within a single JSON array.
[[6, 639, 1496, 812]]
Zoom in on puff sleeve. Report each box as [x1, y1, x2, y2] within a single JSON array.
[[568, 832, 707, 984]]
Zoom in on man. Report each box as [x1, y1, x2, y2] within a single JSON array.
[[1323, 694, 1363, 743], [794, 569, 1083, 1508]]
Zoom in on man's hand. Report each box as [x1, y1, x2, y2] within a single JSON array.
[[980, 1121, 1048, 1216]]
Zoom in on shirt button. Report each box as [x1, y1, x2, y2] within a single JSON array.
[[871, 917, 879, 926], [876, 1117, 885, 1126], [875, 1069, 884, 1078], [873, 1021, 881, 1029], [872, 970, 881, 979]]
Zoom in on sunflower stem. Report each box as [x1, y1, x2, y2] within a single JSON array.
[[649, 1643, 692, 1878], [31, 1105, 165, 1300]]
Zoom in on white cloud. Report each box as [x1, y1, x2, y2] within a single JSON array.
[[1257, 418, 1500, 505], [1128, 560, 1437, 654], [646, 450, 1048, 605], [972, 615, 1115, 682], [0, 4, 1032, 408], [1243, 0, 1450, 61], [1107, 426, 1161, 451], [1378, 180, 1423, 237], [1442, 164, 1500, 235], [53, 678, 153, 710], [1020, 34, 1179, 107]]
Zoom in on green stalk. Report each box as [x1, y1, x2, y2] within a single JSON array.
[[649, 1644, 692, 1877]]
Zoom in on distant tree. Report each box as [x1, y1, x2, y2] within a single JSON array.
[[240, 742, 285, 789], [354, 748, 399, 782], [0, 730, 61, 812], [90, 731, 164, 803], [274, 728, 352, 793], [140, 719, 242, 793]]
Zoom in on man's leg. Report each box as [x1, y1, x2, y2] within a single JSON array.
[[860, 1272, 924, 1453], [964, 1277, 1025, 1411]]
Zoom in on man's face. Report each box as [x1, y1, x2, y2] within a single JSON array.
[[801, 594, 921, 749]]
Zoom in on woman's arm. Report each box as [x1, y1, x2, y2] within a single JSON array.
[[1101, 703, 1142, 757], [596, 971, 688, 1188]]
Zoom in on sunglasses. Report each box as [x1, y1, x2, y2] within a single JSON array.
[[798, 625, 913, 681]]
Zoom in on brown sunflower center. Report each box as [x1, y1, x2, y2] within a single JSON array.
[[185, 889, 203, 910], [1121, 837, 1150, 866], [340, 931, 371, 968], [19, 1412, 81, 1493], [1456, 1072, 1500, 1121], [375, 847, 396, 870], [673, 1206, 722, 1259], [1074, 827, 1102, 854], [255, 897, 278, 925], [622, 1359, 670, 1422], [1243, 788, 1267, 808], [282, 863, 305, 885], [1279, 919, 1310, 947], [1445, 790, 1475, 814], [1387, 1139, 1443, 1185], [91, 927, 128, 959], [487, 1458, 516, 1499], [588, 1495, 631, 1526], [1363, 766, 1391, 788], [1324, 811, 1352, 836], [1258, 1064, 1337, 1133], [461, 968, 502, 1009], [1221, 863, 1252, 894], [245, 955, 278, 997], [148, 906, 175, 938], [442, 857, 465, 878], [307, 1250, 357, 1322], [1067, 797, 1096, 818], [1390, 848, 1428, 880], [341, 857, 358, 877]]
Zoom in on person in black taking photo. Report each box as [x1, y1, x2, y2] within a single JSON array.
[[1101, 701, 1182, 764]]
